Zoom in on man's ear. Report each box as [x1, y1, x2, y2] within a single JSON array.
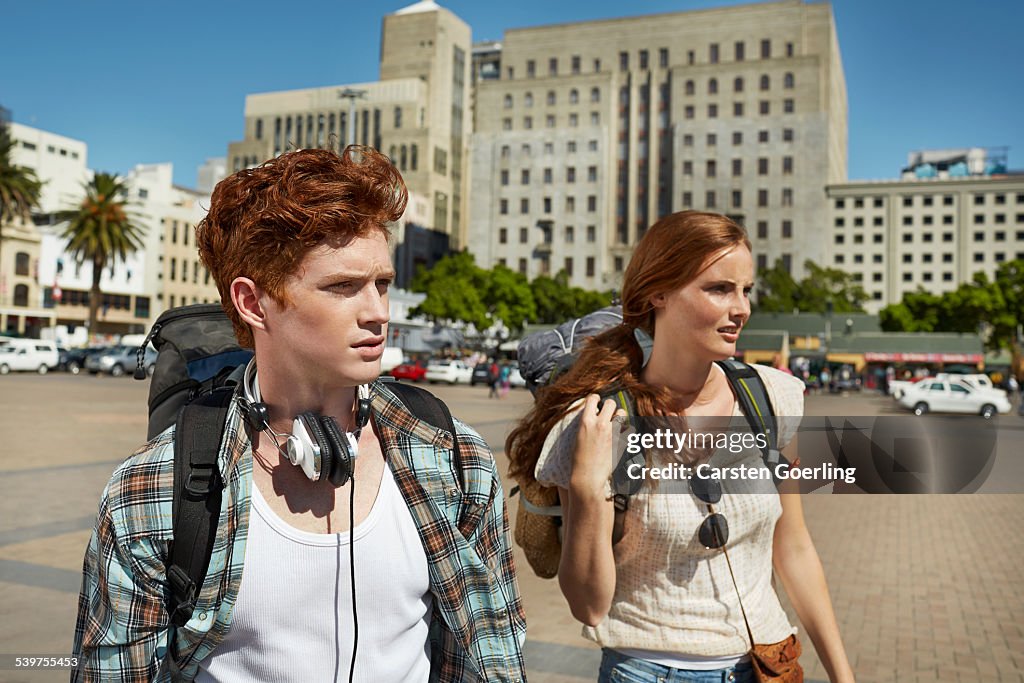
[[230, 277, 267, 333]]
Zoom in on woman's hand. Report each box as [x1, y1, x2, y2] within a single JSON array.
[[569, 394, 626, 499]]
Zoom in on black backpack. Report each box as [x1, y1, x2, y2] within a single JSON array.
[[135, 304, 464, 626]]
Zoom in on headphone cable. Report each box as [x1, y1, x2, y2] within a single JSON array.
[[348, 473, 358, 683]]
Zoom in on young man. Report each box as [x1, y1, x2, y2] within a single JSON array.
[[72, 147, 527, 682]]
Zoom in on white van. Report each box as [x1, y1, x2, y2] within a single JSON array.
[[0, 339, 59, 374]]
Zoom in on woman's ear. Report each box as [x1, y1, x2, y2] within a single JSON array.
[[230, 277, 267, 332], [650, 292, 667, 309]]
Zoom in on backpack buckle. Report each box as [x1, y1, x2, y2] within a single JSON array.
[[184, 462, 220, 497], [613, 493, 629, 512], [167, 564, 198, 627]]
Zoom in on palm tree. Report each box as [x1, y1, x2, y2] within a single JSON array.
[[56, 173, 146, 335], [0, 123, 44, 266]]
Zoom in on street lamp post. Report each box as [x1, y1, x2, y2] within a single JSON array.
[[338, 88, 367, 148]]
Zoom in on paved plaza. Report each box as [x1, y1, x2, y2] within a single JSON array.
[[0, 373, 1022, 682]]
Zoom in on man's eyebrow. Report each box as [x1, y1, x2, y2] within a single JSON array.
[[319, 268, 397, 283]]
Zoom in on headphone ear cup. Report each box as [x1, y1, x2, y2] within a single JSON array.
[[297, 412, 332, 482], [320, 416, 354, 487]]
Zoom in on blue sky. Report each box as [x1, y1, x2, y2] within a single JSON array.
[[2, 0, 1021, 188]]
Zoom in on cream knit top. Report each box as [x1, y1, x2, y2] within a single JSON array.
[[535, 364, 805, 656]]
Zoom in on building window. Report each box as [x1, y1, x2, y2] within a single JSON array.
[[546, 115, 556, 128], [501, 170, 509, 186], [974, 194, 985, 205], [783, 128, 794, 142], [734, 77, 744, 93], [549, 57, 558, 75], [783, 99, 794, 113], [520, 198, 529, 214], [620, 51, 629, 71], [784, 72, 794, 89], [761, 39, 771, 59], [14, 252, 30, 276], [567, 167, 576, 183], [706, 191, 716, 208], [659, 48, 668, 67], [903, 196, 914, 207], [591, 87, 601, 103], [543, 197, 552, 213], [734, 102, 744, 117], [758, 130, 769, 143], [757, 221, 768, 239], [708, 78, 718, 95], [519, 227, 528, 243], [684, 134, 694, 147], [499, 228, 508, 244], [547, 90, 557, 106], [760, 74, 770, 91], [683, 161, 693, 176], [758, 189, 768, 207], [707, 133, 717, 146], [708, 104, 718, 118], [782, 220, 792, 238], [527, 60, 536, 78], [587, 225, 596, 242], [706, 160, 717, 177], [500, 199, 508, 214], [710, 43, 719, 63], [682, 192, 693, 207], [732, 190, 743, 208], [733, 131, 743, 145], [524, 116, 533, 129], [759, 100, 770, 115], [758, 158, 768, 175], [781, 188, 793, 206], [783, 157, 793, 174], [566, 226, 575, 243], [587, 195, 597, 212], [639, 50, 648, 70], [503, 118, 512, 131], [732, 159, 743, 176]]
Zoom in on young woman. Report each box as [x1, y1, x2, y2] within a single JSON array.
[[507, 211, 854, 682]]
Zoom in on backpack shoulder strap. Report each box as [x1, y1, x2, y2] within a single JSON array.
[[166, 388, 233, 627], [716, 359, 783, 469], [384, 381, 463, 491]]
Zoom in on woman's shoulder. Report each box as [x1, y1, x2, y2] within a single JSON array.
[[746, 363, 805, 415]]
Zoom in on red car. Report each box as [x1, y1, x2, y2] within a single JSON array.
[[390, 361, 427, 382]]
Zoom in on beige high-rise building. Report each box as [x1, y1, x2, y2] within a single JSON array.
[[468, 0, 847, 290], [227, 0, 471, 247], [827, 148, 1024, 313]]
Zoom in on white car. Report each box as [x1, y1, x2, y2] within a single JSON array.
[[897, 378, 1011, 419], [0, 341, 59, 374], [425, 359, 474, 385], [507, 363, 527, 388]]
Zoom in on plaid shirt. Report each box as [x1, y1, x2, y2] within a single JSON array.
[[72, 382, 527, 682]]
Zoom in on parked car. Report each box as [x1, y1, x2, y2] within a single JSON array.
[[390, 361, 427, 382], [507, 362, 527, 388], [425, 359, 473, 385], [60, 347, 108, 374], [86, 345, 157, 377], [0, 339, 59, 374], [471, 362, 495, 386], [935, 373, 999, 393], [897, 378, 1011, 419]]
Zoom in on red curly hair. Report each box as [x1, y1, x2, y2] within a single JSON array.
[[195, 146, 407, 347], [506, 211, 751, 481]]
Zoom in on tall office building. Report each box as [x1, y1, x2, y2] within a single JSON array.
[[468, 0, 847, 290], [827, 148, 1024, 313], [226, 0, 471, 246]]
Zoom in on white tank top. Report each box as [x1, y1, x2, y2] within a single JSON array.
[[196, 465, 432, 683]]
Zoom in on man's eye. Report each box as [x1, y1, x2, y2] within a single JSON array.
[[376, 279, 392, 289]]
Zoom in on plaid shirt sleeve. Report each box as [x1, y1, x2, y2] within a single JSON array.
[[71, 459, 174, 682]]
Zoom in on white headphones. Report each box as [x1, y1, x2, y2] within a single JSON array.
[[239, 358, 371, 486]]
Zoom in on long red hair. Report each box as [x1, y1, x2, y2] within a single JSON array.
[[506, 211, 750, 481]]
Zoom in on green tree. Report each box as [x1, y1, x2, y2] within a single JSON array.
[[410, 251, 490, 329], [755, 259, 867, 313], [879, 289, 943, 333], [486, 264, 535, 332], [0, 123, 44, 265], [530, 270, 614, 324], [56, 173, 146, 335]]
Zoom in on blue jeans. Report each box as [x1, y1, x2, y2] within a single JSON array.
[[598, 648, 756, 683]]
